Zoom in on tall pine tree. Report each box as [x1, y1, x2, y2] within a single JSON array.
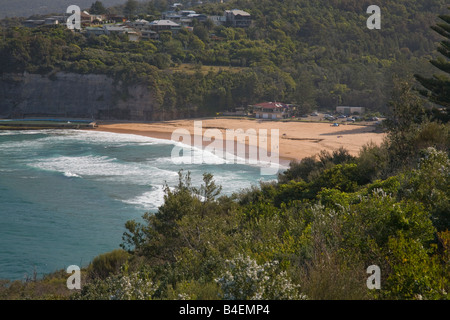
[[415, 8, 450, 122], [90, 1, 108, 15]]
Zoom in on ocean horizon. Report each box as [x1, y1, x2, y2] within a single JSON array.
[[0, 129, 283, 280]]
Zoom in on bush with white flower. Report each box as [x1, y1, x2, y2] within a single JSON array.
[[215, 254, 307, 300], [73, 270, 157, 300]]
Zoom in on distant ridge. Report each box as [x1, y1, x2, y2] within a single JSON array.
[[0, 0, 127, 18]]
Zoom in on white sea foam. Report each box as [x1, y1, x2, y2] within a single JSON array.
[[122, 185, 167, 209], [0, 131, 18, 136], [29, 155, 179, 185], [0, 130, 48, 136], [63, 171, 81, 178], [0, 139, 46, 150], [169, 137, 288, 173], [69, 130, 175, 146]]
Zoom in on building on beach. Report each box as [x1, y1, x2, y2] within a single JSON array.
[[252, 102, 292, 119]]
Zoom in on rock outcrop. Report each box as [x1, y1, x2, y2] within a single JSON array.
[[0, 72, 158, 120]]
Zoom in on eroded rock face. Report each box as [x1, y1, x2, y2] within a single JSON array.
[[0, 72, 157, 120]]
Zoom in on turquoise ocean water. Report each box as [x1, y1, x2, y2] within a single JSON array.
[[0, 129, 281, 280]]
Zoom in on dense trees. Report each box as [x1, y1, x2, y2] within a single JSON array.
[[123, 0, 139, 19], [90, 1, 108, 15], [0, 0, 448, 118]]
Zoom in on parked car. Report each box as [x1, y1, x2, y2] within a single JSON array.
[[310, 112, 319, 116], [347, 118, 355, 122]]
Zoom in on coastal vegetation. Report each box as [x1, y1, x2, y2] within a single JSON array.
[[2, 120, 448, 300], [72, 88, 448, 300], [1, 81, 449, 300], [0, 0, 449, 300]]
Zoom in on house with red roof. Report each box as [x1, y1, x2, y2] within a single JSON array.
[[251, 102, 292, 119]]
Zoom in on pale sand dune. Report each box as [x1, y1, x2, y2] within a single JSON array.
[[94, 118, 386, 163]]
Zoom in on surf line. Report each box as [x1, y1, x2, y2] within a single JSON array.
[[170, 120, 280, 175]]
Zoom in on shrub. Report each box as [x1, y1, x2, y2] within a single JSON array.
[[73, 268, 157, 300], [87, 249, 130, 280], [215, 254, 306, 300], [381, 235, 447, 300]]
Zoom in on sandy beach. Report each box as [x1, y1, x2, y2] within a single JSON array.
[[94, 118, 386, 164]]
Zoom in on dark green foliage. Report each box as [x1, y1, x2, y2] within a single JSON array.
[[112, 144, 448, 300], [87, 249, 130, 280], [90, 1, 108, 15], [123, 0, 139, 18], [415, 7, 450, 122], [0, 0, 448, 117]]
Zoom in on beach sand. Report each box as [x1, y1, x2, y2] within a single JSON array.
[[94, 118, 386, 164]]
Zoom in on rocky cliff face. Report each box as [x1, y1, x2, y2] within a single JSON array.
[[0, 72, 158, 120]]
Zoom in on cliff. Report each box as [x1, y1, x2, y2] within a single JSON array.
[[0, 72, 159, 121]]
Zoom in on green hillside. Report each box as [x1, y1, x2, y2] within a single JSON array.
[[0, 0, 448, 117]]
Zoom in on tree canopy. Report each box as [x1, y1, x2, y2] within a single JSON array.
[[90, 1, 108, 15], [0, 0, 448, 118], [415, 7, 450, 122]]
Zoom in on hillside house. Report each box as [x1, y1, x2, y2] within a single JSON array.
[[85, 26, 107, 36], [105, 25, 140, 41], [129, 19, 150, 30], [81, 11, 93, 25], [148, 20, 182, 33], [23, 20, 46, 27], [86, 25, 140, 41], [225, 9, 252, 28]]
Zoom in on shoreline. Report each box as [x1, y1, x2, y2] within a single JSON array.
[[92, 122, 293, 168], [91, 118, 386, 166]]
